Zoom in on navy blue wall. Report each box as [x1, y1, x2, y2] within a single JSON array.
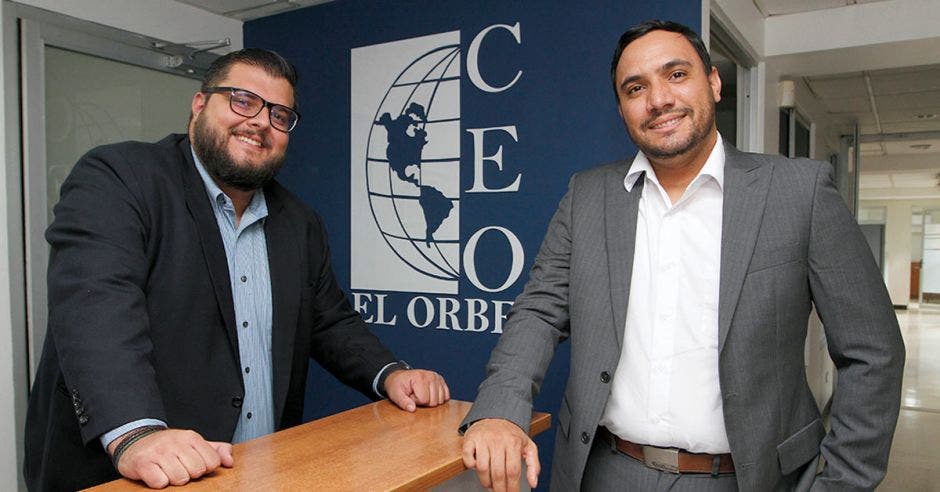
[[246, 1, 700, 487]]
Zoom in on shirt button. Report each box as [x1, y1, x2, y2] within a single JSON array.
[[247, 412, 253, 419], [580, 432, 590, 444], [600, 371, 611, 383], [240, 275, 247, 283], [245, 367, 250, 374], [242, 321, 249, 328], [232, 397, 243, 408]]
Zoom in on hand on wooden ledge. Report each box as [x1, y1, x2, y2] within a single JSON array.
[[109, 428, 234, 488], [461, 418, 540, 492], [384, 369, 450, 412]]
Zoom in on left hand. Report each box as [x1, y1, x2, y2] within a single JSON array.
[[385, 369, 450, 412]]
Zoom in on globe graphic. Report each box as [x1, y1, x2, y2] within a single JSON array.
[[364, 44, 461, 281]]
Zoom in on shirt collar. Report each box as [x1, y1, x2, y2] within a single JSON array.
[[624, 132, 726, 192], [190, 146, 268, 219]]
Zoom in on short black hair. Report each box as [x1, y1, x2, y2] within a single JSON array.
[[201, 48, 299, 107], [610, 20, 712, 97]]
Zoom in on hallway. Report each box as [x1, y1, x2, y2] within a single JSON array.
[[880, 305, 940, 491]]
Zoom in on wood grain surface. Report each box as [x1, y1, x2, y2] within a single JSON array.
[[88, 399, 550, 491]]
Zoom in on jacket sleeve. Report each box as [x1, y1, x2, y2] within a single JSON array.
[[461, 176, 575, 432], [46, 146, 166, 445], [305, 214, 397, 399], [807, 163, 905, 490]]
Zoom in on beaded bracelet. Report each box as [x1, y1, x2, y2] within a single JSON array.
[[110, 425, 165, 470]]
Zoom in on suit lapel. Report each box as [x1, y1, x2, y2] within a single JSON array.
[[606, 161, 642, 349], [718, 144, 772, 352], [177, 137, 240, 357], [263, 188, 301, 427]]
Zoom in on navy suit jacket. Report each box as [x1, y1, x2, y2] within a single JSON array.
[[24, 134, 396, 491]]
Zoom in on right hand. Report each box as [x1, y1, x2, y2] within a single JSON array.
[[461, 418, 540, 492], [108, 428, 234, 488]]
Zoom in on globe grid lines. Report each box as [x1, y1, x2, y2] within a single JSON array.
[[363, 43, 461, 282]]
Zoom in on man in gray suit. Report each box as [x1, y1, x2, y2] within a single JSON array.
[[460, 19, 904, 492]]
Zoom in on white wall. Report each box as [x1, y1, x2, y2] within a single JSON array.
[[0, 1, 242, 489], [710, 0, 764, 58]]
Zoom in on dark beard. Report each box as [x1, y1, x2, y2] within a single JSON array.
[[635, 107, 714, 160], [191, 115, 285, 192]]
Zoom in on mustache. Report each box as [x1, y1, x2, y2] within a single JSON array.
[[230, 128, 270, 148], [643, 108, 692, 129]]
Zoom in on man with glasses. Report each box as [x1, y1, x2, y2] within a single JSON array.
[[25, 48, 450, 491]]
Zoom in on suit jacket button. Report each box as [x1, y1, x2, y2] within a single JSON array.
[[580, 432, 590, 444], [600, 371, 611, 383], [232, 397, 243, 408], [78, 414, 89, 425]]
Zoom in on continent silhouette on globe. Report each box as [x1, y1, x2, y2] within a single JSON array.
[[365, 44, 461, 281]]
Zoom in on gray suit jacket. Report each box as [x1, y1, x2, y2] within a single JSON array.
[[463, 144, 904, 491]]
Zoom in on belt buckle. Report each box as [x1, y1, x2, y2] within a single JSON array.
[[642, 445, 680, 474]]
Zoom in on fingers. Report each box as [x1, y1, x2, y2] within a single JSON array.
[[210, 441, 235, 467], [385, 369, 450, 411], [470, 438, 493, 489], [462, 419, 536, 492], [136, 461, 170, 489], [407, 370, 449, 407], [117, 429, 228, 488], [386, 381, 418, 412], [523, 439, 540, 489]]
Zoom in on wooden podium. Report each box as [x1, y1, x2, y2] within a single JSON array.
[[89, 400, 550, 491]]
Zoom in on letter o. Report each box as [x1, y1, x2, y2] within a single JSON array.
[[407, 296, 434, 328], [463, 226, 524, 293]]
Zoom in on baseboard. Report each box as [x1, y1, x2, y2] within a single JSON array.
[[893, 304, 908, 310]]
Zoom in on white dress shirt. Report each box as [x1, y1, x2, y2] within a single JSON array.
[[599, 134, 729, 453]]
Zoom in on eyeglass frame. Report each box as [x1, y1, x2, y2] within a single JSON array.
[[201, 86, 301, 133]]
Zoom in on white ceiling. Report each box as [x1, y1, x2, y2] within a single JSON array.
[[175, 0, 330, 20], [755, 0, 889, 17]]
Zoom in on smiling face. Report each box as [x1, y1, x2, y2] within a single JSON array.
[[614, 30, 721, 167], [188, 62, 294, 192]]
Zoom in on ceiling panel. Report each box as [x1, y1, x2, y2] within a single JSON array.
[[876, 91, 940, 111], [821, 97, 874, 114], [761, 0, 889, 16], [883, 140, 940, 155], [806, 76, 869, 99], [868, 65, 940, 95], [877, 108, 940, 123]]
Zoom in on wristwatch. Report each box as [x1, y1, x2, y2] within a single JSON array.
[[378, 360, 412, 397]]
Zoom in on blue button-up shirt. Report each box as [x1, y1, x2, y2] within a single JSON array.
[[192, 151, 275, 443]]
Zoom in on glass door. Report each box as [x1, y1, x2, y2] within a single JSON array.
[[18, 11, 208, 385]]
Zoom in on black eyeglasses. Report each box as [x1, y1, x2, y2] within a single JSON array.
[[202, 86, 300, 133]]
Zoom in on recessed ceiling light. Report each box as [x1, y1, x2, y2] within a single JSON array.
[[915, 113, 937, 120], [910, 144, 932, 150]]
